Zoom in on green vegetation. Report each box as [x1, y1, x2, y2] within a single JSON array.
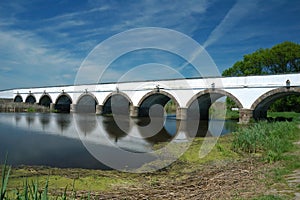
[[1, 156, 11, 199], [269, 95, 300, 113], [252, 195, 284, 200], [268, 111, 300, 122], [222, 41, 300, 112], [26, 107, 36, 113], [233, 121, 300, 199], [0, 102, 50, 113], [164, 100, 177, 114], [222, 41, 300, 77], [232, 121, 297, 162], [225, 109, 239, 120]]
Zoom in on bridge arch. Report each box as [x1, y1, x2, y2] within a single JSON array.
[[102, 92, 133, 115], [55, 93, 73, 113], [14, 95, 23, 102], [39, 94, 52, 107], [137, 90, 180, 117], [76, 93, 99, 113], [186, 89, 242, 120], [251, 87, 300, 119], [186, 89, 242, 109], [25, 94, 36, 104]]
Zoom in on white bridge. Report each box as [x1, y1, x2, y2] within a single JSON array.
[[1, 73, 300, 123]]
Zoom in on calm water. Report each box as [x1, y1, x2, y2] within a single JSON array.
[[0, 113, 238, 169]]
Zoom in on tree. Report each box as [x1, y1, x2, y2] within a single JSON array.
[[223, 41, 300, 76], [223, 41, 300, 112]]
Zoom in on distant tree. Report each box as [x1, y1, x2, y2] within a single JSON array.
[[223, 41, 300, 112]]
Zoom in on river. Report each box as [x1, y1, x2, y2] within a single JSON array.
[[0, 113, 238, 170]]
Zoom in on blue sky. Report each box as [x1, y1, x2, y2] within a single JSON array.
[[0, 0, 299, 90]]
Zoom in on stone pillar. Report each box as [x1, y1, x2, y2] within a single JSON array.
[[239, 109, 253, 124], [70, 104, 77, 113], [96, 105, 103, 115], [50, 103, 55, 111], [176, 107, 188, 120], [130, 105, 139, 118]]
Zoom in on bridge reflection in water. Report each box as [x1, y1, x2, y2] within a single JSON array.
[[0, 113, 237, 169]]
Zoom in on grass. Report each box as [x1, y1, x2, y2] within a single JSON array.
[[232, 121, 300, 199], [251, 195, 284, 200], [1, 165, 136, 199], [1, 155, 11, 199], [232, 121, 298, 163]]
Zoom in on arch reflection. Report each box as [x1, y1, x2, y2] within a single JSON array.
[[75, 114, 97, 135], [39, 113, 50, 130], [26, 113, 35, 128], [55, 114, 71, 133], [102, 116, 129, 143], [136, 117, 174, 143]]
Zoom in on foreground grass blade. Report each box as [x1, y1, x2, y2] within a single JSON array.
[[1, 154, 11, 200]]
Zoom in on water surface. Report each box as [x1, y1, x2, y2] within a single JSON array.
[[0, 113, 238, 169]]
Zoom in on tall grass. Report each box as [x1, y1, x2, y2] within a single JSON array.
[[0, 159, 82, 200], [1, 156, 11, 199], [232, 121, 298, 162]]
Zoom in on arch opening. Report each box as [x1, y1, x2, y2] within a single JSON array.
[[25, 95, 36, 104], [102, 94, 131, 115], [138, 91, 179, 118], [55, 94, 72, 113], [39, 95, 52, 107], [186, 90, 241, 137], [14, 95, 23, 103], [77, 94, 98, 113], [187, 89, 242, 120], [252, 88, 300, 121]]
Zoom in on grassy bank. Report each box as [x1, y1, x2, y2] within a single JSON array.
[[0, 102, 50, 113], [1, 121, 299, 199]]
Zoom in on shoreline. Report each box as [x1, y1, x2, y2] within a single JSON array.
[[1, 121, 299, 199], [0, 102, 50, 113]]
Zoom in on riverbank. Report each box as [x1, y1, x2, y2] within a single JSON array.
[[0, 102, 50, 112], [1, 121, 299, 199]]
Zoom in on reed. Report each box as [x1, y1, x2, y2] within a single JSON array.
[[232, 121, 298, 162], [1, 155, 11, 200]]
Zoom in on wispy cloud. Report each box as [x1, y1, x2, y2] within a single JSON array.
[[0, 29, 81, 88], [203, 0, 259, 48], [43, 5, 111, 22]]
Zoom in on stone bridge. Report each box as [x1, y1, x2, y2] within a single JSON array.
[[1, 73, 299, 123]]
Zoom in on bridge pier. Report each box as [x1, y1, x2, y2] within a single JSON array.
[[50, 103, 55, 111], [130, 105, 139, 117], [96, 105, 103, 115], [70, 104, 77, 113], [176, 107, 188, 120], [239, 109, 253, 124]]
